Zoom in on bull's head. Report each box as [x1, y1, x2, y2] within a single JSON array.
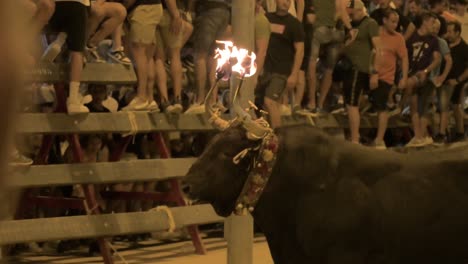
[[185, 126, 259, 217], [186, 41, 272, 216]]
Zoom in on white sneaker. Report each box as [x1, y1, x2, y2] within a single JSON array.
[[280, 104, 292, 116], [107, 47, 132, 65], [185, 103, 205, 114], [424, 136, 434, 145], [41, 32, 67, 62], [373, 140, 387, 150], [66, 98, 89, 114], [147, 100, 160, 112], [170, 103, 183, 114], [122, 97, 148, 111], [406, 137, 427, 148]]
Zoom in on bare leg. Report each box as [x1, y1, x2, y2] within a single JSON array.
[[88, 2, 126, 47], [307, 59, 317, 108], [375, 111, 389, 142], [154, 46, 169, 102], [170, 47, 183, 100], [453, 104, 465, 134], [146, 45, 157, 101], [317, 69, 333, 109], [112, 24, 124, 50], [420, 116, 429, 138], [294, 70, 306, 107], [410, 95, 422, 139], [264, 97, 281, 128], [131, 43, 149, 101], [347, 106, 360, 143], [195, 51, 208, 104]]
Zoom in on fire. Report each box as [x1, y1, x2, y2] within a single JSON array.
[[214, 40, 257, 80]]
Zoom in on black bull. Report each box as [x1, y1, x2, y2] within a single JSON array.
[[185, 125, 468, 264]]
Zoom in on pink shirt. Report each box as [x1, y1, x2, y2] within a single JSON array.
[[377, 29, 407, 85]]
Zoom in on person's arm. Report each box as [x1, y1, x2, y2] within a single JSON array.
[[447, 68, 468, 86], [369, 35, 381, 89], [286, 41, 304, 90], [295, 0, 304, 22], [398, 48, 409, 89], [434, 53, 452, 86], [255, 37, 269, 77], [416, 51, 441, 82], [337, 0, 352, 30], [165, 0, 183, 34], [403, 22, 415, 41]]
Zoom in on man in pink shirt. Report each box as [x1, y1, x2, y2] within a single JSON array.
[[373, 8, 408, 149]]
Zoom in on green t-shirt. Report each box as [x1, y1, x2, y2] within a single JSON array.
[[255, 13, 271, 41], [344, 16, 379, 73]]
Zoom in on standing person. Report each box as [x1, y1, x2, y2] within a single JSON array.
[[256, 0, 304, 128], [452, 0, 468, 42], [372, 8, 408, 149], [122, 0, 163, 111], [444, 21, 468, 142], [43, 0, 91, 114], [304, 0, 353, 115], [371, 0, 415, 39], [153, 0, 193, 113], [86, 0, 130, 64], [431, 18, 453, 144], [408, 0, 424, 24], [405, 12, 441, 147], [342, 0, 380, 144], [185, 0, 231, 114]]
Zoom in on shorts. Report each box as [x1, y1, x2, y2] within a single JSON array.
[[310, 26, 344, 69], [191, 6, 230, 54], [411, 80, 436, 116], [156, 10, 185, 51], [49, 2, 89, 52], [255, 72, 288, 101], [128, 4, 163, 44], [368, 81, 392, 112], [343, 69, 370, 107], [436, 84, 454, 112], [451, 82, 467, 105]]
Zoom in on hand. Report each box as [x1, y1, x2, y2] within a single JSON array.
[[433, 75, 445, 87], [170, 15, 183, 35], [398, 77, 408, 90], [370, 74, 379, 90], [286, 73, 298, 91], [344, 29, 358, 46], [415, 71, 427, 83], [446, 79, 459, 87]]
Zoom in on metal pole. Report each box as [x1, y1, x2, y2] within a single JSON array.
[[226, 1, 255, 264]]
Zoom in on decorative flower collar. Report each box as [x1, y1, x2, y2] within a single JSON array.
[[233, 132, 279, 216]]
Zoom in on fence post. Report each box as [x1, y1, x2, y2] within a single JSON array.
[[225, 214, 254, 264], [227, 0, 255, 263]]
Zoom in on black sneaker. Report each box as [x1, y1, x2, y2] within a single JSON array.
[[451, 133, 466, 143], [433, 134, 447, 146]]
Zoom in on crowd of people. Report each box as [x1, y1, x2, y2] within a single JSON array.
[[18, 0, 466, 150]]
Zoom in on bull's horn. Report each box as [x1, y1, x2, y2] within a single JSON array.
[[204, 78, 231, 131], [232, 78, 272, 140]]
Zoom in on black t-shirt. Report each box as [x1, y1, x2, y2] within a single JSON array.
[[264, 12, 305, 76], [161, 0, 188, 10], [447, 40, 468, 81], [370, 8, 411, 33]]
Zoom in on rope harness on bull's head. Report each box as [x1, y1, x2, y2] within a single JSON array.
[[232, 130, 279, 216]]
